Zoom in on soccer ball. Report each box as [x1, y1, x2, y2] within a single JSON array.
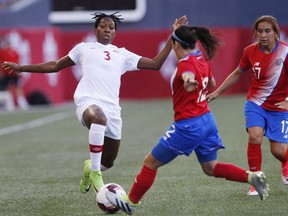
[[96, 183, 126, 214]]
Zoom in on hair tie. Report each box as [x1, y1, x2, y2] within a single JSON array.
[[172, 31, 190, 46]]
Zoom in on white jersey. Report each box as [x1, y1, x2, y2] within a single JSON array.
[[68, 42, 142, 106]]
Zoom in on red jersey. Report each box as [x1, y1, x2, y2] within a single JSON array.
[[171, 51, 212, 121], [239, 41, 288, 111], [0, 47, 19, 76]]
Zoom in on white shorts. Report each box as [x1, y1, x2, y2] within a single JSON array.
[[76, 98, 122, 140]]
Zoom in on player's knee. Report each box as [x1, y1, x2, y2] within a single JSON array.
[[89, 113, 107, 126], [83, 105, 107, 127], [248, 132, 263, 143]]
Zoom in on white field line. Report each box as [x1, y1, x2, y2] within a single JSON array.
[[0, 111, 74, 136]]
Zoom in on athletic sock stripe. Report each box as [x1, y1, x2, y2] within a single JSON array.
[[89, 144, 103, 153]]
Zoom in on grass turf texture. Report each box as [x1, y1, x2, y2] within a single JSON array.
[[0, 95, 287, 216]]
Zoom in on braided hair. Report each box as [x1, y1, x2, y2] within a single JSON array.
[[91, 12, 123, 30]]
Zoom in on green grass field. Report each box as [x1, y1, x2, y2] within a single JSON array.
[[0, 95, 287, 216]]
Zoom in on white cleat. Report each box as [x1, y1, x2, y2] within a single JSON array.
[[249, 171, 269, 200]]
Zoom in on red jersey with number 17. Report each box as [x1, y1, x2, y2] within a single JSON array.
[[239, 41, 288, 111], [171, 51, 212, 121]]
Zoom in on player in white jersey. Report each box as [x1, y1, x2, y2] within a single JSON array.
[[2, 12, 187, 198]]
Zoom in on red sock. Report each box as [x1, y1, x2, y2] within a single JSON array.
[[247, 143, 262, 171], [128, 165, 157, 204], [214, 162, 249, 182]]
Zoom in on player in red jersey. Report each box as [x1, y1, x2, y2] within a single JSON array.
[[106, 25, 269, 215], [0, 36, 29, 110], [207, 15, 288, 195]]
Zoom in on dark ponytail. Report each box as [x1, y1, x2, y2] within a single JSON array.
[[173, 25, 221, 60]]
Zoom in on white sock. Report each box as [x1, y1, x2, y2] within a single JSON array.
[[101, 164, 110, 171], [89, 124, 106, 171], [17, 95, 29, 109]]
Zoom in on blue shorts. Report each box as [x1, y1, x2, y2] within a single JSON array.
[[151, 112, 225, 164], [244, 100, 288, 143]]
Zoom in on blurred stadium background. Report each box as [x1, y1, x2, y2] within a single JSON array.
[[1, 1, 288, 215], [0, 0, 288, 105]]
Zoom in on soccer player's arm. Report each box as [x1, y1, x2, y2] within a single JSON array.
[[2, 55, 75, 74], [137, 15, 187, 70]]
